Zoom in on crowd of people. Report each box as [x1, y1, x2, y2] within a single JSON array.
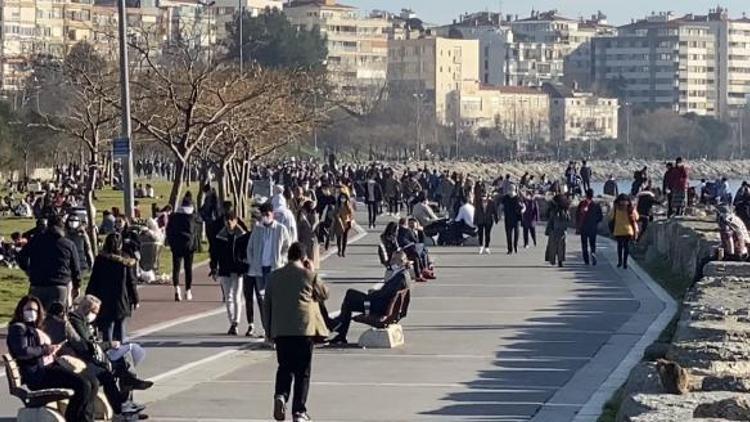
[[10, 152, 750, 422]]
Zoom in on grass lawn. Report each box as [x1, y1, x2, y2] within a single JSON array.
[[0, 179, 209, 324]]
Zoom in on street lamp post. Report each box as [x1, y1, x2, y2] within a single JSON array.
[[117, 0, 135, 218], [413, 93, 424, 161], [238, 0, 243, 74]]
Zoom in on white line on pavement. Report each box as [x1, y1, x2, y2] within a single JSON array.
[[312, 352, 593, 361], [203, 379, 562, 391]]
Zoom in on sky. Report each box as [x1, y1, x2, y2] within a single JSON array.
[[341, 0, 750, 26]]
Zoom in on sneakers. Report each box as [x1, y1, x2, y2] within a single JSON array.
[[273, 395, 286, 421], [479, 246, 485, 255], [246, 324, 255, 337], [293, 412, 312, 422], [485, 248, 492, 255], [592, 253, 598, 266], [185, 290, 193, 301], [228, 324, 238, 336], [122, 401, 146, 414], [174, 287, 182, 302]]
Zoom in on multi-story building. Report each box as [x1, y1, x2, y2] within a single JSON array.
[[434, 12, 512, 87], [447, 79, 550, 145], [543, 83, 618, 145], [509, 10, 614, 88], [387, 36, 480, 123], [212, 0, 284, 42], [285, 0, 390, 96], [592, 8, 750, 119]]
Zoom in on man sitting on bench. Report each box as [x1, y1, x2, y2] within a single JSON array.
[[327, 251, 412, 345]]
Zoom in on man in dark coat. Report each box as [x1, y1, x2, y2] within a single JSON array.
[[18, 215, 81, 311], [576, 189, 603, 265], [502, 185, 524, 254]]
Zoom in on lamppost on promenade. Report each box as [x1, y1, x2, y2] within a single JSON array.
[[117, 0, 135, 218]]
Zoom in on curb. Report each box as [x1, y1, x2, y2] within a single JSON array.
[[569, 238, 678, 422]]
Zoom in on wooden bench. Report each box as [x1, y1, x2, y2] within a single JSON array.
[[3, 353, 73, 409], [353, 289, 411, 329]]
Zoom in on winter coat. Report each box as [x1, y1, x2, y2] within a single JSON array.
[[210, 226, 249, 277], [502, 195, 524, 226], [522, 198, 540, 228], [474, 197, 500, 227], [66, 228, 93, 272], [18, 227, 81, 289], [576, 199, 603, 236], [6, 323, 50, 385], [86, 253, 139, 323], [166, 209, 199, 256], [246, 221, 291, 276], [297, 212, 320, 269], [264, 263, 329, 340]]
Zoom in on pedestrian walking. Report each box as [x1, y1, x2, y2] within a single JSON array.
[[545, 194, 571, 267], [333, 192, 355, 258], [364, 171, 383, 229], [245, 202, 292, 337], [521, 192, 539, 248], [603, 175, 619, 197], [85, 233, 139, 342], [297, 201, 320, 270], [473, 183, 499, 255], [65, 214, 93, 274], [580, 160, 592, 193], [610, 194, 639, 269], [265, 243, 329, 422], [166, 195, 200, 302], [576, 189, 603, 266], [210, 211, 248, 335], [502, 184, 524, 254]]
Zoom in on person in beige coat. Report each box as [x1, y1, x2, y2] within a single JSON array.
[[264, 242, 329, 422]]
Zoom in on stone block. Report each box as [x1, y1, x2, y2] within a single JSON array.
[[704, 262, 750, 278], [694, 397, 750, 420], [358, 324, 404, 349], [17, 407, 65, 422]]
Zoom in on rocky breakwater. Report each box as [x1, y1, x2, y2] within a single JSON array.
[[616, 219, 750, 421], [389, 159, 750, 182]]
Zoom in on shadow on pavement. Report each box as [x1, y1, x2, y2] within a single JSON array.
[[420, 240, 637, 420]]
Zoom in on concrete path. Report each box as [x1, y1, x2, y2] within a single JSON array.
[[0, 217, 672, 422]]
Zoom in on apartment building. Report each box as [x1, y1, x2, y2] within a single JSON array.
[[592, 8, 750, 119], [543, 83, 618, 145], [212, 0, 284, 42], [285, 0, 389, 95], [434, 12, 512, 87], [509, 10, 614, 88], [447, 79, 550, 145], [387, 36, 480, 123]]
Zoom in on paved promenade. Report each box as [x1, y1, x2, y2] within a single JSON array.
[[0, 217, 673, 422]]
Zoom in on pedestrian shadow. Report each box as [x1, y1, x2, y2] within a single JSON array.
[[419, 247, 640, 420]]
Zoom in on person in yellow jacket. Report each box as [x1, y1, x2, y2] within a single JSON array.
[[609, 194, 640, 269], [333, 192, 355, 257]]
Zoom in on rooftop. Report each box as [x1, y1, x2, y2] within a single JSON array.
[[480, 84, 546, 95], [287, 0, 355, 10], [515, 9, 576, 23]]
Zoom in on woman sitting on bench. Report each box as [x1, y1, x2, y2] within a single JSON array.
[[6, 295, 99, 422], [327, 252, 412, 345]]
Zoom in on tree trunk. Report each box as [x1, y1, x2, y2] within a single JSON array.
[[84, 150, 99, 256], [169, 158, 187, 208]]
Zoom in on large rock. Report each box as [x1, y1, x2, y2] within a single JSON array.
[[641, 217, 720, 282], [358, 324, 405, 349], [702, 376, 750, 393], [703, 262, 750, 278], [616, 363, 664, 422], [16, 408, 65, 422], [693, 397, 750, 420], [620, 391, 750, 421]]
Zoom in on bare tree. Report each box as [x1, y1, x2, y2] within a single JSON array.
[[30, 42, 120, 252]]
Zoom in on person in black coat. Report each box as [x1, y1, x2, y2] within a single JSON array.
[[327, 252, 412, 344], [502, 186, 524, 254], [7, 295, 98, 422], [364, 172, 383, 229], [86, 233, 139, 342], [18, 215, 81, 311], [576, 189, 604, 265], [397, 218, 427, 282], [473, 183, 500, 254], [166, 196, 200, 302], [209, 211, 250, 335]]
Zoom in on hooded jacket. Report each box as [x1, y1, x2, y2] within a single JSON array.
[[86, 253, 139, 322]]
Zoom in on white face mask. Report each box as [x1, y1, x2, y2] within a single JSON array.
[[262, 216, 273, 226], [23, 309, 37, 323], [68, 221, 80, 230], [87, 313, 97, 323]]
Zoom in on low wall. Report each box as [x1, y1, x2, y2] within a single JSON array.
[[616, 219, 750, 421]]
